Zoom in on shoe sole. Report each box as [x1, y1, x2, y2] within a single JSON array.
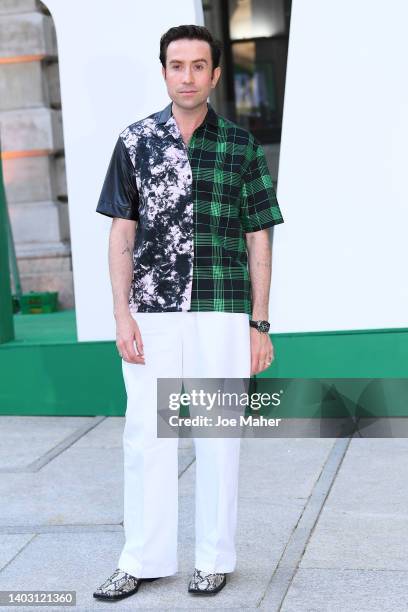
[[188, 576, 227, 595], [93, 577, 160, 601]]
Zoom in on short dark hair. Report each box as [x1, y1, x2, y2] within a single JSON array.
[[159, 25, 222, 72]]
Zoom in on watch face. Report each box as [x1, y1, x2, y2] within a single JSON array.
[[259, 321, 270, 333], [250, 320, 270, 332]]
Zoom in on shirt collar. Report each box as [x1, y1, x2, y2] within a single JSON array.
[[156, 100, 218, 128]]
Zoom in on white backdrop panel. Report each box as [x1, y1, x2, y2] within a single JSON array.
[[274, 0, 408, 333], [43, 0, 204, 341]]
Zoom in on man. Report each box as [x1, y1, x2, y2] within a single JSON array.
[[93, 24, 284, 601]]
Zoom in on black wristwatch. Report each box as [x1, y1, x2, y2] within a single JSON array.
[[249, 319, 270, 333]]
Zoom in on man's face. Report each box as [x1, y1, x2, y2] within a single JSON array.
[[162, 38, 221, 111]]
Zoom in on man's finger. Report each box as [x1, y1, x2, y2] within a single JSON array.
[[251, 351, 259, 376], [135, 331, 144, 357], [125, 340, 138, 361], [121, 349, 145, 364], [124, 339, 145, 364]]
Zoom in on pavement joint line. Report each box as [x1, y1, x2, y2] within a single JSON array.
[[0, 419, 197, 475], [0, 416, 107, 473], [257, 437, 352, 611], [0, 532, 37, 574], [272, 567, 408, 573], [178, 455, 196, 478], [0, 524, 125, 534], [0, 448, 197, 535]]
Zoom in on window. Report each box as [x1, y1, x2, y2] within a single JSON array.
[[224, 0, 292, 143]]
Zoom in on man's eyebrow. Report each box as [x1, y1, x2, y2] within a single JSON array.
[[169, 58, 208, 64]]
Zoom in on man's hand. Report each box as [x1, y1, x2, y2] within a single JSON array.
[[115, 313, 145, 364], [250, 327, 274, 376]]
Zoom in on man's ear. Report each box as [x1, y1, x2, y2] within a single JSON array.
[[211, 66, 221, 88]]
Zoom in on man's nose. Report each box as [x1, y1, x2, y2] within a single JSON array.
[[182, 67, 194, 82]]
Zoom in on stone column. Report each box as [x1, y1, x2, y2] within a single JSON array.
[[0, 0, 74, 309]]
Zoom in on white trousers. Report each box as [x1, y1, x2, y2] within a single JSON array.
[[117, 311, 251, 578]]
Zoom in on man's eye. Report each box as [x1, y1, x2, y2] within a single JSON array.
[[195, 64, 204, 70]]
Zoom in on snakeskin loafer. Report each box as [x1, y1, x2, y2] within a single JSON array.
[[188, 568, 227, 595], [93, 568, 159, 601]]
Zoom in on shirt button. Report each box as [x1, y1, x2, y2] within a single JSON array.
[[187, 174, 191, 179]]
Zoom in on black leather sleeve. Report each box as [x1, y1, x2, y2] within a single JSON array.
[[96, 136, 139, 220]]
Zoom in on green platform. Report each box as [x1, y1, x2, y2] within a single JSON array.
[[0, 309, 407, 415], [0, 310, 124, 415]]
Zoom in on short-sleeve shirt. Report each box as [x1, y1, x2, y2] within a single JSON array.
[[96, 101, 284, 315]]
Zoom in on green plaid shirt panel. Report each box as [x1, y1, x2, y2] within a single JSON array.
[[188, 113, 284, 315]]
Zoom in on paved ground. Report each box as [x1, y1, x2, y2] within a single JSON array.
[[0, 416, 407, 611]]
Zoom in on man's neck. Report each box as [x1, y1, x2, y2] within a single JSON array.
[[171, 100, 208, 134]]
